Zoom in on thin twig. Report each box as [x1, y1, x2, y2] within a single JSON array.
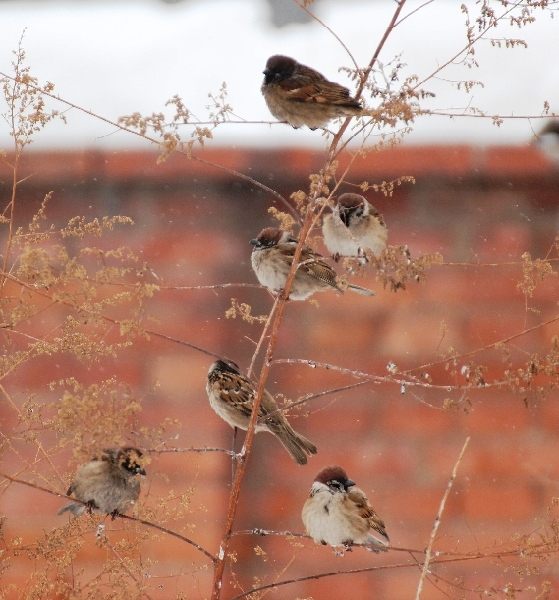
[[0, 70, 300, 224], [247, 303, 276, 379], [423, 110, 556, 121], [329, 0, 408, 158], [230, 542, 556, 599], [160, 283, 262, 291], [293, 1, 359, 71], [413, 0, 526, 90], [415, 436, 470, 600], [271, 357, 506, 391], [395, 0, 436, 27], [405, 313, 559, 375], [145, 447, 237, 457], [0, 471, 217, 564]]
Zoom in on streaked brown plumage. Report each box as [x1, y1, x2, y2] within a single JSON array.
[[206, 359, 317, 465], [250, 227, 374, 300], [58, 447, 146, 517], [261, 55, 363, 130], [302, 465, 389, 552], [322, 193, 388, 261]]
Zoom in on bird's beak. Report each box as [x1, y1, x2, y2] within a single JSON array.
[[346, 479, 356, 487], [138, 467, 147, 476], [250, 238, 258, 246], [263, 69, 270, 76]]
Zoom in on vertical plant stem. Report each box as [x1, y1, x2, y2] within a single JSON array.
[[210, 203, 319, 599], [415, 436, 470, 600]]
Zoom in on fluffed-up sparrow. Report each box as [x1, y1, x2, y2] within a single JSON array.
[[261, 55, 364, 130], [322, 193, 388, 261], [535, 120, 559, 165], [302, 465, 389, 553], [250, 227, 374, 300], [206, 359, 317, 465], [58, 447, 146, 517]]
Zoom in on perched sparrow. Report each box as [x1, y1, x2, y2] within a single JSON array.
[[58, 447, 146, 517], [302, 465, 389, 553], [250, 227, 374, 300], [206, 359, 317, 465], [261, 55, 363, 130], [535, 120, 559, 165], [322, 193, 388, 261]]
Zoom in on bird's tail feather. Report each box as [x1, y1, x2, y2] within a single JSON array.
[[348, 283, 375, 297], [57, 502, 85, 516], [272, 423, 317, 465]]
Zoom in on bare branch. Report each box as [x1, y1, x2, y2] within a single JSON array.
[[0, 69, 300, 224], [145, 446, 237, 457], [231, 543, 557, 599], [0, 471, 217, 564], [415, 436, 471, 600]]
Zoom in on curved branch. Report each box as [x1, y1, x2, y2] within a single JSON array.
[[0, 70, 300, 224], [0, 471, 217, 564], [271, 358, 506, 391], [230, 544, 558, 599]]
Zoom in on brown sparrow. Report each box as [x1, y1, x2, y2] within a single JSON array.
[[206, 359, 317, 465], [58, 447, 145, 517], [261, 55, 363, 130], [322, 193, 388, 261], [302, 465, 389, 553], [250, 227, 374, 300], [535, 120, 559, 165]]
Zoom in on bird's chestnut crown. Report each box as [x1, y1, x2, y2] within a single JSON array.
[[250, 227, 283, 250], [314, 465, 356, 492]]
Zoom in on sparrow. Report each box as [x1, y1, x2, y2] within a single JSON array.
[[250, 227, 374, 300], [261, 55, 364, 130], [302, 465, 389, 553], [322, 193, 388, 262], [535, 119, 559, 165], [206, 359, 317, 465], [58, 447, 146, 517]]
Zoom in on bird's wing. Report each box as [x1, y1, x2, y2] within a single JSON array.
[[347, 487, 388, 539], [216, 371, 256, 419], [280, 77, 360, 107], [275, 241, 339, 289], [299, 247, 339, 289]]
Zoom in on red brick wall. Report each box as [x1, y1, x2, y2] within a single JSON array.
[[1, 146, 558, 599]]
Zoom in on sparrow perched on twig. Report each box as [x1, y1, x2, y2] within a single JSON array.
[[535, 120, 559, 165], [322, 193, 388, 262], [302, 465, 389, 553], [261, 55, 364, 130], [250, 227, 374, 300], [206, 359, 317, 465], [58, 447, 146, 517]]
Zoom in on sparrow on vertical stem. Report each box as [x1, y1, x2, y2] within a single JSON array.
[[261, 55, 364, 130], [206, 359, 317, 465], [250, 227, 375, 300]]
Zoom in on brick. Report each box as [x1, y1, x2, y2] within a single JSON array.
[[2, 146, 559, 598], [462, 482, 540, 521]]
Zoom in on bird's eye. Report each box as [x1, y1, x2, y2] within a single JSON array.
[[328, 480, 344, 492]]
